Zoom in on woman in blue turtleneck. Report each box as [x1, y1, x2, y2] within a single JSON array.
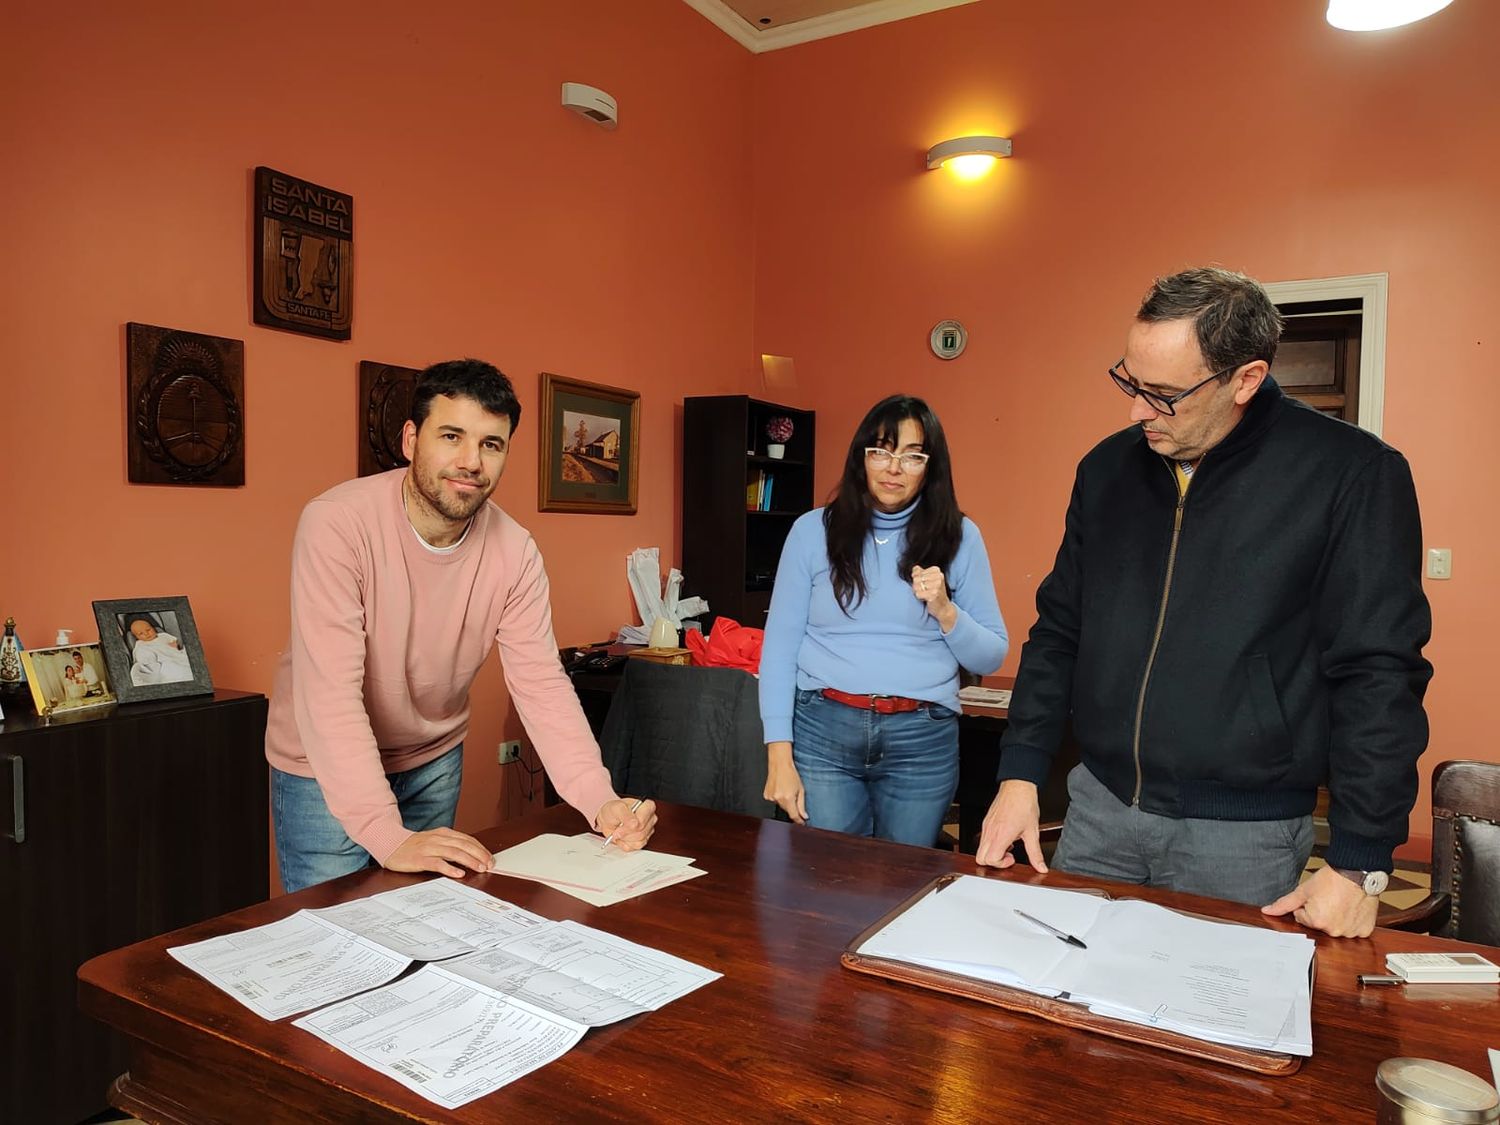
[[759, 395, 1008, 846]]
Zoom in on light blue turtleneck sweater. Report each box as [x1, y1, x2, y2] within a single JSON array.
[[758, 500, 1008, 744]]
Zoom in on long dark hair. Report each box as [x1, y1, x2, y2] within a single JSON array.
[[824, 395, 963, 612]]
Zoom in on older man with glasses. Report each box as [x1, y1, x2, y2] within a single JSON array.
[[976, 266, 1432, 939]]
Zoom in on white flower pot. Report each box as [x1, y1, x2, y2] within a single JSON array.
[[766, 444, 785, 459]]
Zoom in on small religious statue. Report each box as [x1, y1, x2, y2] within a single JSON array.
[[0, 616, 26, 695]]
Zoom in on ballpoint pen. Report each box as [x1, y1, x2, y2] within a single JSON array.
[[1014, 909, 1088, 949], [599, 798, 645, 852]]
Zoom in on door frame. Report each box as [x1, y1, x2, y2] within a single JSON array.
[[1263, 273, 1388, 437]]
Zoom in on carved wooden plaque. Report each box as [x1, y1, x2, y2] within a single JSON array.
[[253, 166, 353, 340], [126, 323, 245, 486], [358, 361, 419, 476]]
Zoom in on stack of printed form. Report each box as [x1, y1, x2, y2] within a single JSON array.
[[167, 879, 719, 1109], [489, 832, 705, 906], [858, 875, 1315, 1056]]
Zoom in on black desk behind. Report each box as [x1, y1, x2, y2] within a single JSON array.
[[566, 659, 1077, 855], [955, 682, 1079, 854]]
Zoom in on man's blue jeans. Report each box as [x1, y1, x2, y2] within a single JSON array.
[[792, 689, 959, 847], [272, 744, 464, 894]]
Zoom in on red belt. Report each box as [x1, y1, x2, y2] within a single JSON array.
[[820, 688, 926, 714]]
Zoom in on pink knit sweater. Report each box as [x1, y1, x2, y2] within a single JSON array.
[[264, 469, 618, 864]]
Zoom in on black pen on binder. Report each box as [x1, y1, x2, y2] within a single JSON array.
[[1014, 909, 1088, 949]]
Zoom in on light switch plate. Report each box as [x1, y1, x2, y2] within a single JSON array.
[[1425, 548, 1452, 580]]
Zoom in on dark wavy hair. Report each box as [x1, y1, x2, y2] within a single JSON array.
[[824, 395, 963, 613], [410, 359, 522, 432], [1137, 267, 1284, 376]]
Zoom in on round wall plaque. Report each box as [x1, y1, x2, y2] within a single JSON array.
[[930, 320, 968, 360]]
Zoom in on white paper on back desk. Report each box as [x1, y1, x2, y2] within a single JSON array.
[[957, 685, 1012, 709], [490, 832, 705, 906], [857, 875, 1314, 1055]]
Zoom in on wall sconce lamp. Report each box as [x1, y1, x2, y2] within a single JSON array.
[[1325, 0, 1454, 30], [925, 136, 1013, 180]]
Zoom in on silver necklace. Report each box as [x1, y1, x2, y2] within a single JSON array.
[[874, 534, 891, 545]]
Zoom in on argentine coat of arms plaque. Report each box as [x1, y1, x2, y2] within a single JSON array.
[[358, 361, 420, 476], [126, 322, 245, 487], [253, 166, 353, 340]]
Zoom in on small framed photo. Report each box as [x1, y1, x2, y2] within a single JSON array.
[[537, 372, 641, 514], [91, 597, 214, 704], [19, 643, 117, 717]]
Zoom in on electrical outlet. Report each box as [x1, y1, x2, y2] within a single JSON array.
[[1425, 547, 1452, 581], [498, 740, 522, 764]]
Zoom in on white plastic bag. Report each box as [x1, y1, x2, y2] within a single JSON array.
[[618, 548, 709, 644]]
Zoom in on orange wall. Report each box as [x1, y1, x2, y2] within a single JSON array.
[[749, 1, 1500, 846], [4, 0, 1493, 859], [0, 0, 754, 839]]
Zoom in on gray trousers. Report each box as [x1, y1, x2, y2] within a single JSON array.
[[1053, 764, 1315, 907]]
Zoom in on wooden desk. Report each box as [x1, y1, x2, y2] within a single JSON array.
[[81, 803, 1500, 1124]]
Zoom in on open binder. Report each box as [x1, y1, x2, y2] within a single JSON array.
[[841, 874, 1310, 1076]]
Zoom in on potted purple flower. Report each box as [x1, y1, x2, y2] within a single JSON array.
[[765, 415, 794, 459]]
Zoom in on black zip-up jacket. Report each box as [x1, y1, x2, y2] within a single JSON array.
[[998, 378, 1432, 872]]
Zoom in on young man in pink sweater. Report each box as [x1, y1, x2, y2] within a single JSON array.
[[265, 359, 656, 893]]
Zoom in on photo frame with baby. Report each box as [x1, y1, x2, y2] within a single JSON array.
[[92, 596, 214, 704]]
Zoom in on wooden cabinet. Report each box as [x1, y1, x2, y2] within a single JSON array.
[[0, 690, 269, 1125], [682, 396, 816, 628]]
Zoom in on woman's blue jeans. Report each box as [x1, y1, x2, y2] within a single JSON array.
[[272, 743, 464, 893], [792, 689, 958, 847]]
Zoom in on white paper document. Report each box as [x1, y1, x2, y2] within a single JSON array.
[[491, 832, 704, 906], [859, 875, 1315, 1055], [311, 879, 551, 960], [169, 881, 550, 1019], [294, 967, 588, 1110], [167, 913, 414, 1021], [442, 919, 722, 1026], [294, 917, 721, 1108]]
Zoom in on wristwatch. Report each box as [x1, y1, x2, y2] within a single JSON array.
[[1334, 868, 1390, 896]]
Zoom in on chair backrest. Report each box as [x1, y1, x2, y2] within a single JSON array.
[[599, 659, 776, 819], [1430, 759, 1500, 946]]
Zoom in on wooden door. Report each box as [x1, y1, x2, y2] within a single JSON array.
[[1276, 299, 1362, 423]]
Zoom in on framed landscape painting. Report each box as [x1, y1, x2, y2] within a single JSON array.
[[537, 373, 640, 514]]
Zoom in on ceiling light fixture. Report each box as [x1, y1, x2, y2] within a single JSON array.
[[1325, 0, 1455, 31], [925, 136, 1012, 180]]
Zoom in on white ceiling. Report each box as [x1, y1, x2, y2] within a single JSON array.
[[681, 0, 982, 53]]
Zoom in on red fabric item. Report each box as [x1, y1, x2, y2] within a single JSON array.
[[686, 618, 763, 673]]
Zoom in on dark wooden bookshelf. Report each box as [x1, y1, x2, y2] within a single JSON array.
[[682, 395, 816, 628]]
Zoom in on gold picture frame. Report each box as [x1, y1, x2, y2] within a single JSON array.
[[537, 372, 640, 514], [20, 643, 117, 717]]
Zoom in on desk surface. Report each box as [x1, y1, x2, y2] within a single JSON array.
[[81, 803, 1499, 1124]]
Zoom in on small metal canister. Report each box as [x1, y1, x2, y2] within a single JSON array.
[[1377, 1058, 1500, 1124]]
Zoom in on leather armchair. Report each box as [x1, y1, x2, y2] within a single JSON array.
[[1381, 759, 1500, 947]]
